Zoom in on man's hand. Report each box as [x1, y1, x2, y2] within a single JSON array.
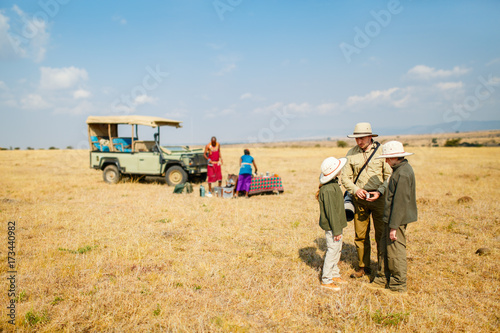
[[366, 191, 380, 202], [355, 189, 368, 199], [333, 234, 342, 242], [389, 228, 397, 241]]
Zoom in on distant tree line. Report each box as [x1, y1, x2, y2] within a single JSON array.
[[0, 146, 74, 150]]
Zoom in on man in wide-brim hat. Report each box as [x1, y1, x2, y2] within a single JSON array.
[[367, 141, 417, 294], [341, 122, 392, 279]]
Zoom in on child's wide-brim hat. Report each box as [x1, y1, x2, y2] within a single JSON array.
[[347, 122, 378, 138], [319, 157, 347, 184], [377, 140, 414, 158]]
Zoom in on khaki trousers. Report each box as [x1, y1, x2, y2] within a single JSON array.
[[373, 224, 407, 292], [353, 195, 385, 269]]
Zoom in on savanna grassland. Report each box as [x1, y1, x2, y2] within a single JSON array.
[[0, 144, 499, 332]]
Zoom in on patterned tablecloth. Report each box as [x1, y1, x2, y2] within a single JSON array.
[[248, 176, 284, 196]]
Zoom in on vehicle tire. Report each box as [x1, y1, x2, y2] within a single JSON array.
[[165, 165, 188, 186], [103, 165, 121, 184]]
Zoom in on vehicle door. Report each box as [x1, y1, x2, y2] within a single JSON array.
[[137, 152, 162, 174]]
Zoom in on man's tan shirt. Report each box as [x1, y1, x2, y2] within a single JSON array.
[[341, 142, 392, 195]]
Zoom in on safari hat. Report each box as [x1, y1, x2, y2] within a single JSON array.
[[319, 157, 347, 184], [347, 122, 378, 138], [377, 141, 413, 158]]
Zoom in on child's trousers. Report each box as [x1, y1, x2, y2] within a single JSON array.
[[322, 231, 343, 284]]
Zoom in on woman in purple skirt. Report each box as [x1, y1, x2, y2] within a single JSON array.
[[234, 149, 258, 198]]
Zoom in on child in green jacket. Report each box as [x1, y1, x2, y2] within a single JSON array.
[[317, 157, 348, 291], [369, 141, 417, 294]]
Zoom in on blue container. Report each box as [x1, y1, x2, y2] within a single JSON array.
[[200, 185, 205, 197]]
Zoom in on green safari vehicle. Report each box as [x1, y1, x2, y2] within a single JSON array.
[[87, 115, 207, 185]]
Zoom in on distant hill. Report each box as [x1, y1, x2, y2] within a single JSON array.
[[379, 120, 500, 136]]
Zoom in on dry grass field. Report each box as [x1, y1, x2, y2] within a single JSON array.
[[1, 144, 499, 332]]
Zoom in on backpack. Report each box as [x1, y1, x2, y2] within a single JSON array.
[[173, 182, 193, 194], [173, 184, 185, 194]]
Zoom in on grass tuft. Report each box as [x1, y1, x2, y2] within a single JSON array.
[[16, 290, 27, 302], [371, 310, 410, 326], [51, 296, 63, 306], [23, 309, 50, 327], [153, 304, 161, 316], [58, 244, 97, 254]]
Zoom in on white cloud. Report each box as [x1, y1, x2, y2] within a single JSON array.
[[20, 94, 51, 110], [435, 81, 463, 91], [221, 107, 235, 115], [134, 94, 156, 105], [286, 102, 311, 114], [214, 55, 239, 76], [488, 76, 500, 85], [240, 92, 265, 102], [112, 103, 133, 114], [346, 87, 400, 106], [252, 102, 284, 114], [240, 92, 252, 100], [0, 10, 16, 60], [40, 66, 88, 90], [206, 42, 225, 50], [54, 100, 94, 115], [204, 105, 236, 118], [253, 101, 333, 115], [112, 15, 127, 25], [214, 63, 236, 76], [200, 94, 210, 101], [0, 81, 17, 108], [111, 93, 156, 113], [164, 108, 189, 119], [73, 89, 91, 99], [486, 58, 500, 66], [251, 101, 323, 117], [281, 59, 290, 66], [316, 103, 338, 114], [345, 87, 414, 110], [407, 65, 470, 80]]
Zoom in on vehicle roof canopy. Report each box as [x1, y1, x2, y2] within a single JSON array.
[[86, 115, 182, 128]]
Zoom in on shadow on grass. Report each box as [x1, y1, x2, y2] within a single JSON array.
[[298, 247, 323, 271], [298, 238, 359, 277]]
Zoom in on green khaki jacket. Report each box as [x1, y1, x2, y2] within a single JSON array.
[[341, 142, 392, 195], [384, 159, 418, 229], [318, 178, 347, 236]]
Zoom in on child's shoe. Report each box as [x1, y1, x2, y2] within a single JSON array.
[[331, 277, 347, 285], [321, 282, 340, 291]]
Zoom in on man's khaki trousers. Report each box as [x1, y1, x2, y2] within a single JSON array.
[[353, 195, 385, 269]]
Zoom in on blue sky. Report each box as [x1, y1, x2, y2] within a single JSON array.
[[0, 0, 499, 148]]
